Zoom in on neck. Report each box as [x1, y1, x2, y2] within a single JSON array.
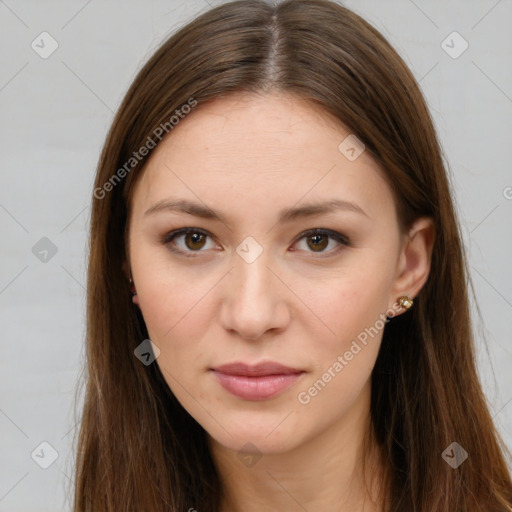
[[208, 382, 387, 512]]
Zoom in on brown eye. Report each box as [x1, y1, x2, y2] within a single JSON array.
[[293, 228, 350, 256], [162, 228, 216, 256], [306, 234, 329, 252], [184, 232, 207, 250]]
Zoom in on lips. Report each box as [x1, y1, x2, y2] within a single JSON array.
[[210, 361, 305, 401], [212, 361, 303, 376]]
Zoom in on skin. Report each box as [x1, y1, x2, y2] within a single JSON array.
[[125, 91, 434, 512]]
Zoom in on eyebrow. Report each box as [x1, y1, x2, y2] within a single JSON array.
[[144, 198, 369, 224]]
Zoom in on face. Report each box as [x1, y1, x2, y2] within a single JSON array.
[[127, 92, 407, 455]]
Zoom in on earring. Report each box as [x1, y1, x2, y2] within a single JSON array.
[[397, 296, 413, 310], [129, 277, 137, 296]]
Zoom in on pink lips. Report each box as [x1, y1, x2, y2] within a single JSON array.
[[210, 361, 304, 401]]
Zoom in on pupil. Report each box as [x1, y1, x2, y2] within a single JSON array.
[[187, 233, 205, 249], [309, 234, 327, 251]]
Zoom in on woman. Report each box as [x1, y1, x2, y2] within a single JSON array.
[[72, 0, 512, 510]]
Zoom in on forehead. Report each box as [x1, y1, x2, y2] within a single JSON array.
[[131, 92, 395, 221], [158, 92, 361, 162]]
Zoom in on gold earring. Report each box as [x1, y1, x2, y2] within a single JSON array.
[[129, 277, 137, 296], [398, 296, 413, 310]]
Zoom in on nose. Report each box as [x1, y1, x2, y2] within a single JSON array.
[[219, 250, 291, 341]]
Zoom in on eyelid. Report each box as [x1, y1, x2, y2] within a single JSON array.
[[295, 228, 350, 247], [161, 227, 350, 257], [161, 227, 216, 256]]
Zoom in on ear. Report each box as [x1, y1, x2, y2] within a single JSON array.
[[388, 216, 435, 312], [122, 258, 140, 306]]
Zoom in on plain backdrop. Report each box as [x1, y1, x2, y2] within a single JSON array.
[[0, 0, 511, 510]]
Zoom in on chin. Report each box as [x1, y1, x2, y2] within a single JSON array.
[[206, 421, 303, 455]]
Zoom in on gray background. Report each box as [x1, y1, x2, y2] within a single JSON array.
[[0, 0, 511, 510]]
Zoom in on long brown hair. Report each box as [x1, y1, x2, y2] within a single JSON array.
[[71, 1, 512, 510]]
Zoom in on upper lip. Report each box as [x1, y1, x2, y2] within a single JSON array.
[[211, 361, 303, 377]]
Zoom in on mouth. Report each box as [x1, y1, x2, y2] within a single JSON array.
[[209, 361, 305, 401]]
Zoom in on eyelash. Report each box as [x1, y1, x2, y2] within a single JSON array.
[[161, 227, 351, 258]]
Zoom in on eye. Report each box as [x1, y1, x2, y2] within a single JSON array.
[[161, 227, 350, 257], [292, 228, 350, 256], [162, 228, 216, 256]]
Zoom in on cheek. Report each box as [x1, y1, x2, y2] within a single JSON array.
[[294, 256, 394, 390], [137, 283, 213, 360], [294, 281, 388, 417], [306, 265, 393, 347]]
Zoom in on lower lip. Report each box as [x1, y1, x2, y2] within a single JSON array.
[[211, 371, 304, 401]]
